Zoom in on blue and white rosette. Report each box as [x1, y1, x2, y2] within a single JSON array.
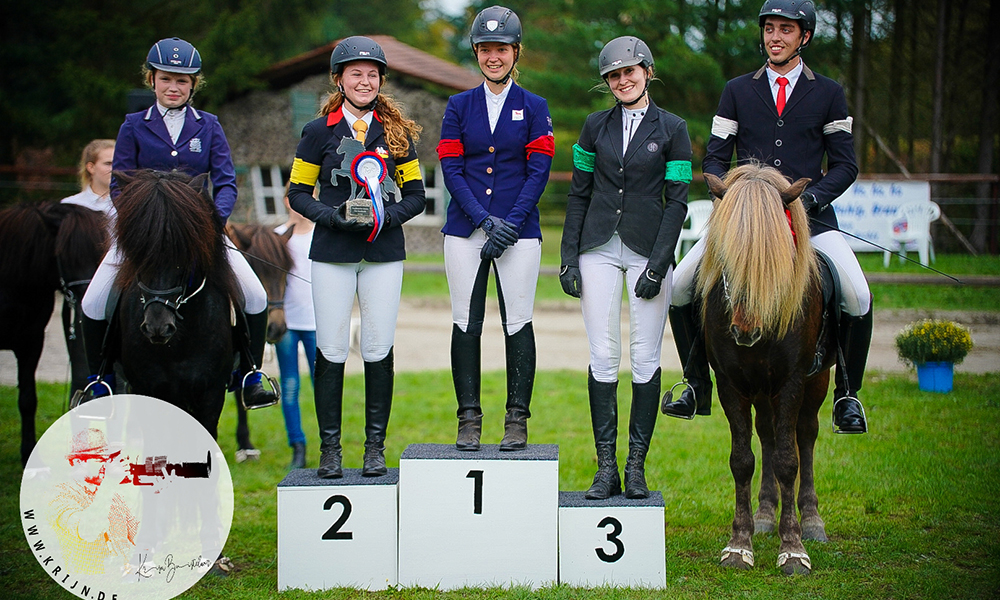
[[351, 151, 388, 242]]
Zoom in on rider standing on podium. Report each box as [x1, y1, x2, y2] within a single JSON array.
[[664, 0, 871, 434], [288, 36, 426, 479], [437, 6, 555, 452]]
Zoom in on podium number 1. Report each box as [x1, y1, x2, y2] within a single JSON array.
[[596, 516, 624, 562], [466, 470, 483, 514], [322, 495, 353, 540]]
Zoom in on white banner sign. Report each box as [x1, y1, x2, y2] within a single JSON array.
[[831, 180, 931, 251]]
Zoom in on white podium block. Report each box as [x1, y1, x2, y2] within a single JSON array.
[[398, 444, 558, 590], [558, 491, 666, 588], [277, 468, 398, 591]]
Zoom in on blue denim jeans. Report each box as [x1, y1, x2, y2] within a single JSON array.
[[274, 329, 316, 447]]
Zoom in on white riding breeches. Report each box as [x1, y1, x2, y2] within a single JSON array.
[[444, 231, 541, 336], [670, 229, 870, 316], [82, 237, 268, 320], [579, 234, 672, 384], [312, 260, 403, 363]]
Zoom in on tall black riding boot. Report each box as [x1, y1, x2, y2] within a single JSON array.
[[238, 310, 279, 410], [362, 348, 393, 477], [662, 304, 712, 419], [625, 368, 661, 499], [452, 324, 483, 451], [500, 323, 535, 451], [833, 306, 872, 434], [314, 353, 345, 478], [585, 368, 621, 500]]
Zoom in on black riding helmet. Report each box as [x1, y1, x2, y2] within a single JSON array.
[[146, 37, 202, 75], [758, 0, 816, 65], [330, 36, 387, 112], [598, 36, 654, 108], [470, 5, 522, 85]]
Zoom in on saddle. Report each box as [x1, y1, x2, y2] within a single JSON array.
[[807, 251, 844, 377]]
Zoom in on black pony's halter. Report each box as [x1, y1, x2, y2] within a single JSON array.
[[137, 277, 206, 319], [56, 255, 93, 342]]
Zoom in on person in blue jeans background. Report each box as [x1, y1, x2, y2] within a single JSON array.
[[274, 194, 316, 469]]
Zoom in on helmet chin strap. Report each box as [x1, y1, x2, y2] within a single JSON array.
[[610, 73, 650, 108], [763, 32, 806, 68], [339, 85, 378, 112], [479, 45, 519, 86]]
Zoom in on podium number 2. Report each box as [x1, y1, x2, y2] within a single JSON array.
[[322, 495, 353, 540], [596, 516, 624, 563], [466, 470, 483, 514]]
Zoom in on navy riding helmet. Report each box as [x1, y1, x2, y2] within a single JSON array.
[[146, 37, 202, 74]]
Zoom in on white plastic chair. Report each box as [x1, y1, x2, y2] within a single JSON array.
[[676, 200, 714, 261], [883, 201, 940, 267]]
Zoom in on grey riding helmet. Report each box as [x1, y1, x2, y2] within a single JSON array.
[[758, 0, 816, 49], [598, 36, 654, 78], [146, 37, 202, 74], [330, 36, 388, 75], [469, 5, 522, 46]]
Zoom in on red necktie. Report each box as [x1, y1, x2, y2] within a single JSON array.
[[776, 76, 789, 116]]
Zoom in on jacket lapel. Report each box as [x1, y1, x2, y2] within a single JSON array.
[[781, 63, 815, 116], [142, 106, 175, 147], [473, 84, 494, 142], [603, 104, 625, 167], [366, 113, 386, 150], [751, 65, 779, 118], [174, 107, 204, 149]]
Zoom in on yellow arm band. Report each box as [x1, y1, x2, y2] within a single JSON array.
[[289, 158, 321, 186], [393, 158, 422, 188]]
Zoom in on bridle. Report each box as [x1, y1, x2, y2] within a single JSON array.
[[137, 277, 206, 319]]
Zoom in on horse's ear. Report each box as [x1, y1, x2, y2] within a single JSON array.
[[280, 224, 295, 241], [705, 173, 727, 200], [113, 170, 134, 189], [189, 173, 210, 192], [781, 178, 812, 206]]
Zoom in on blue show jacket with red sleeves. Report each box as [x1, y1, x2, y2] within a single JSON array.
[[113, 105, 238, 221], [437, 82, 554, 239], [703, 63, 858, 235]]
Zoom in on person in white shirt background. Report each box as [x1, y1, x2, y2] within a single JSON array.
[[61, 139, 116, 220]]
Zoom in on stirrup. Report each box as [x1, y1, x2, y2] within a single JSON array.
[[70, 378, 114, 409], [238, 369, 281, 410], [661, 380, 697, 419], [832, 395, 868, 434]]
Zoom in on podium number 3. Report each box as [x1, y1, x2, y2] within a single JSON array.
[[466, 470, 483, 514], [322, 495, 353, 540], [596, 516, 624, 562]]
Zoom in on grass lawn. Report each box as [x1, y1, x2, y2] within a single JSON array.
[[3, 370, 999, 599]]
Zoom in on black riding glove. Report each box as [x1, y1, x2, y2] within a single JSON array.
[[799, 191, 820, 216], [634, 268, 663, 299], [330, 203, 372, 232], [480, 216, 519, 247], [480, 238, 506, 261], [559, 265, 582, 298]]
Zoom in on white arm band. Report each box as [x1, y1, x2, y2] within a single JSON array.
[[711, 115, 739, 139], [823, 117, 853, 135]]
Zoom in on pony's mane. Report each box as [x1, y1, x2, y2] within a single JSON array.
[[50, 204, 108, 281], [0, 203, 56, 287], [697, 163, 817, 338], [114, 170, 239, 302], [227, 224, 293, 282]]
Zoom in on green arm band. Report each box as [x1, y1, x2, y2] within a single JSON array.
[[573, 143, 595, 173], [665, 160, 693, 183]]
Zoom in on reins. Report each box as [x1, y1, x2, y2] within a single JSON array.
[[137, 277, 207, 319]]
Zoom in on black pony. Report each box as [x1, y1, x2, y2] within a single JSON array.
[[0, 202, 107, 464], [698, 164, 836, 575], [113, 170, 241, 438]]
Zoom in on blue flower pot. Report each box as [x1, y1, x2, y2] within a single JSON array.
[[917, 361, 954, 393]]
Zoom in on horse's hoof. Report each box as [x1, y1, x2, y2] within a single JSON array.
[[777, 551, 812, 575], [235, 448, 261, 463], [720, 546, 754, 569], [753, 517, 775, 535], [801, 516, 828, 542]]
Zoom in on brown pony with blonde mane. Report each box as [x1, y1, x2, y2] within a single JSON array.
[[697, 163, 838, 576]]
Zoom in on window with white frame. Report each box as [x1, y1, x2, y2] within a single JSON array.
[[250, 165, 289, 222]]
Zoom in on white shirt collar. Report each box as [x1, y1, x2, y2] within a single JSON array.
[[340, 106, 374, 138], [766, 60, 804, 100], [483, 81, 512, 134]]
